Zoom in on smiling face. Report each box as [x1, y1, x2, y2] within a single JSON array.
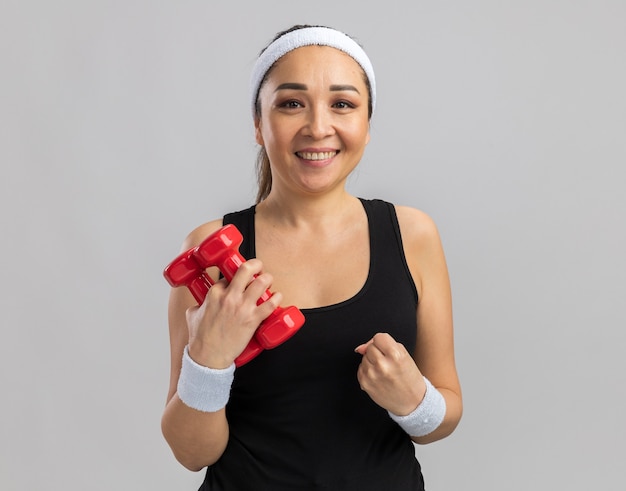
[[255, 45, 371, 198]]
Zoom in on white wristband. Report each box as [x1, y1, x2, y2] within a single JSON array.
[[388, 377, 446, 437], [177, 346, 235, 412]]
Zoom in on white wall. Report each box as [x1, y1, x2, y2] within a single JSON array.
[[2, 1, 624, 489]]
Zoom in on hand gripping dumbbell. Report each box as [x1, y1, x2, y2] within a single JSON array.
[[163, 225, 304, 366], [163, 243, 265, 366], [193, 224, 305, 351]]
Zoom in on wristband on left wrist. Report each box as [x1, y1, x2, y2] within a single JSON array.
[[387, 377, 446, 437]]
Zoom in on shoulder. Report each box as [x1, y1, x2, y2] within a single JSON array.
[[179, 218, 225, 252], [363, 199, 442, 250], [178, 203, 255, 251], [393, 205, 448, 295], [393, 205, 441, 247]]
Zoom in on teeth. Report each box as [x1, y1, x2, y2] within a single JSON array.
[[297, 151, 336, 161]]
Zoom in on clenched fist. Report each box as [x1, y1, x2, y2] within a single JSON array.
[[355, 333, 427, 416]]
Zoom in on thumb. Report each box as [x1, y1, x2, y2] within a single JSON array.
[[354, 339, 374, 355]]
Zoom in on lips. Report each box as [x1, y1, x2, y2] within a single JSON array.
[[295, 151, 338, 161]]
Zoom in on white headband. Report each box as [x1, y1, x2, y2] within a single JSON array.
[[250, 27, 376, 118]]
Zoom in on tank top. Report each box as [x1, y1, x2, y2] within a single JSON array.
[[199, 198, 424, 491]]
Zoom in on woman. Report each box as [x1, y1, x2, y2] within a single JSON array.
[[161, 25, 462, 490]]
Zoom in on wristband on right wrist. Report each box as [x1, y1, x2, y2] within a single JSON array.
[[177, 346, 235, 412]]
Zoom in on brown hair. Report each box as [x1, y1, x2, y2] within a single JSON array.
[[253, 25, 373, 204]]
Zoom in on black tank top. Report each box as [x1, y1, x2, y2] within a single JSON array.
[[199, 198, 424, 491]]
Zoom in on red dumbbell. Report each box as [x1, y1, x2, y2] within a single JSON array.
[[163, 249, 214, 304], [163, 244, 264, 366], [194, 224, 305, 350]]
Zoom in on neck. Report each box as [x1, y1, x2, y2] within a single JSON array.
[[256, 188, 360, 230]]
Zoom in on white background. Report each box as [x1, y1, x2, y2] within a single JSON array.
[[1, 1, 625, 489]]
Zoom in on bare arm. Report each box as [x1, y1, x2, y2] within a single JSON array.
[[400, 206, 462, 444], [161, 220, 282, 470], [355, 206, 462, 444], [161, 279, 230, 471]]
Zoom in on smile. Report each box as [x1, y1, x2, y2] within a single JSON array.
[[296, 151, 337, 161]]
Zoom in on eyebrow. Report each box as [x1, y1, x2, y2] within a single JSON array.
[[274, 83, 360, 94], [275, 83, 308, 91], [330, 84, 360, 94]]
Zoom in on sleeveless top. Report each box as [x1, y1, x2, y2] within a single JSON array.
[[199, 198, 424, 491]]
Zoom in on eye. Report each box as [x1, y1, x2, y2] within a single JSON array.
[[333, 100, 356, 110], [279, 100, 303, 109]]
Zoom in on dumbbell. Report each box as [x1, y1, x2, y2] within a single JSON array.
[[163, 224, 305, 365], [193, 224, 305, 350], [163, 248, 214, 304], [163, 245, 264, 366]]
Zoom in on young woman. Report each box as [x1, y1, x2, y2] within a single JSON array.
[[161, 25, 463, 490]]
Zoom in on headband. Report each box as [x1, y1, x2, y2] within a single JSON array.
[[250, 27, 376, 117]]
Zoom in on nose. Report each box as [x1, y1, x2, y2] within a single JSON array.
[[303, 105, 335, 140]]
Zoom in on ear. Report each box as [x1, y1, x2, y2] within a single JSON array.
[[254, 118, 264, 146], [365, 130, 370, 146]]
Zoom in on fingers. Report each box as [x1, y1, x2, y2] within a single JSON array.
[[183, 258, 288, 368], [227, 258, 265, 293], [354, 332, 425, 414], [203, 258, 275, 307], [354, 341, 371, 355], [202, 258, 283, 331], [355, 333, 412, 388], [357, 341, 392, 379], [221, 258, 279, 307], [354, 333, 401, 360], [255, 290, 283, 318]]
